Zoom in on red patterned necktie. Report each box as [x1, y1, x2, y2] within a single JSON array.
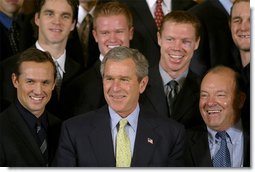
[[154, 0, 164, 30]]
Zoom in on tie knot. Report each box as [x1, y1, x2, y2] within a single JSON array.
[[156, 0, 163, 4], [216, 131, 228, 140], [119, 119, 128, 128], [168, 80, 178, 90], [54, 61, 59, 67], [85, 13, 93, 22]]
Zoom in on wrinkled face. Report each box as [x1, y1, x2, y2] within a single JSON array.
[[12, 61, 56, 117], [103, 59, 148, 117], [34, 0, 75, 46], [199, 69, 245, 131], [158, 22, 199, 78], [230, 1, 250, 52], [0, 0, 23, 17], [93, 15, 133, 56]]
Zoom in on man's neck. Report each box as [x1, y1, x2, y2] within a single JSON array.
[[37, 40, 66, 59]]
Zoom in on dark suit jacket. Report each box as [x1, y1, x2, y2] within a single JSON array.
[[0, 104, 61, 167], [184, 121, 250, 167], [140, 65, 203, 129], [0, 13, 36, 62], [118, 0, 197, 68], [53, 104, 186, 167], [0, 46, 83, 119], [64, 59, 106, 116], [188, 0, 237, 76]]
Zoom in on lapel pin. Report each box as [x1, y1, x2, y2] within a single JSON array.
[[147, 138, 154, 144]]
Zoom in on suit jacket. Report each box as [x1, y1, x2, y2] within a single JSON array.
[[0, 13, 36, 62], [140, 65, 203, 129], [118, 0, 197, 68], [53, 104, 186, 167], [188, 0, 237, 76], [0, 46, 83, 119], [184, 121, 250, 167], [0, 104, 61, 167], [64, 59, 106, 116]]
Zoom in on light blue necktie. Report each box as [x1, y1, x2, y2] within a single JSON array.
[[213, 131, 231, 167]]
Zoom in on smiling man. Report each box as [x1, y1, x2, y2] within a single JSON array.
[[0, 48, 61, 167], [184, 65, 250, 167], [140, 11, 203, 129], [63, 1, 134, 116], [53, 46, 186, 167]]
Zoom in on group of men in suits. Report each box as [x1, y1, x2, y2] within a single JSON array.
[[0, 0, 250, 168]]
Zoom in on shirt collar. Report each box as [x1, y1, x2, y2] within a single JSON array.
[[0, 12, 13, 29], [78, 5, 95, 27], [218, 0, 233, 14], [109, 104, 139, 133], [207, 118, 243, 144], [146, 0, 171, 14], [35, 41, 66, 73], [99, 54, 104, 62], [159, 64, 188, 88], [15, 99, 48, 132]]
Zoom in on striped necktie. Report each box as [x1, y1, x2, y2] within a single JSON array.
[[36, 120, 48, 164]]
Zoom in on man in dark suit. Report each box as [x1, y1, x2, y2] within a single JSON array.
[[229, 0, 250, 120], [188, 0, 237, 76], [0, 48, 61, 167], [0, 0, 35, 61], [117, 0, 197, 68], [53, 46, 185, 167], [0, 0, 83, 120], [185, 66, 249, 167], [140, 11, 203, 129], [63, 1, 134, 116]]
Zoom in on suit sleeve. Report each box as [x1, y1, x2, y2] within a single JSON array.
[[52, 122, 77, 167]]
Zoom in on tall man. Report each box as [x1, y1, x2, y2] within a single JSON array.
[[184, 66, 249, 167], [140, 11, 203, 129], [0, 48, 61, 167], [53, 46, 186, 167]]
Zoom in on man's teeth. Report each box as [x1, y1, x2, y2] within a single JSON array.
[[31, 96, 43, 101], [108, 45, 120, 49], [207, 110, 221, 114], [170, 55, 183, 59], [240, 35, 250, 38]]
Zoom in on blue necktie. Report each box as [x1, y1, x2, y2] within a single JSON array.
[[213, 131, 231, 167]]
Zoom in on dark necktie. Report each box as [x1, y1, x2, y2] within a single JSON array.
[[54, 61, 62, 98], [154, 0, 164, 30], [166, 80, 178, 116], [79, 14, 93, 67], [35, 120, 48, 164], [8, 21, 20, 55], [213, 131, 231, 167]]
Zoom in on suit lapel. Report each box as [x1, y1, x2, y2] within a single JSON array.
[[89, 106, 115, 166], [7, 104, 45, 164], [145, 66, 168, 117], [172, 70, 200, 120], [189, 127, 212, 167], [131, 106, 159, 167]]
